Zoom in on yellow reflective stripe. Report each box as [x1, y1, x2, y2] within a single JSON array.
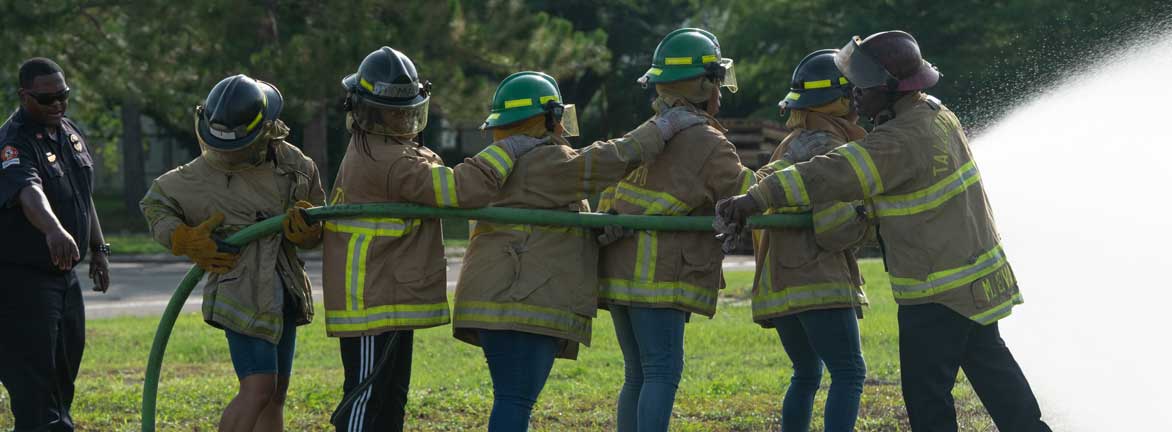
[[359, 77, 375, 92], [210, 295, 282, 334], [487, 113, 501, 120], [664, 57, 693, 65], [752, 282, 858, 318], [803, 79, 833, 89], [597, 186, 617, 212], [872, 160, 981, 217], [891, 244, 1008, 300], [539, 95, 559, 104], [613, 182, 691, 215], [599, 278, 717, 312], [324, 218, 420, 237], [836, 142, 884, 197], [244, 109, 264, 133], [504, 98, 533, 109], [766, 159, 792, 171], [634, 231, 658, 282], [701, 55, 717, 63], [772, 168, 810, 206], [430, 166, 459, 207], [341, 233, 371, 311], [325, 302, 451, 331], [839, 76, 849, 85], [454, 301, 591, 341], [970, 292, 1023, 325], [476, 144, 514, 179], [813, 202, 858, 234], [738, 168, 755, 194], [647, 68, 663, 76], [785, 92, 801, 101]]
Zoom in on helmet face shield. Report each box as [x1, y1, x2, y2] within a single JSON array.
[[718, 58, 738, 93], [559, 103, 579, 137], [352, 95, 429, 136], [835, 37, 896, 90]]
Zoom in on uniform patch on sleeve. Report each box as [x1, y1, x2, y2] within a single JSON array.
[[1, 145, 18, 161], [1, 146, 19, 169]]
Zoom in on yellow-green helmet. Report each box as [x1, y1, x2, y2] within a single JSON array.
[[639, 28, 738, 93], [481, 71, 579, 136]]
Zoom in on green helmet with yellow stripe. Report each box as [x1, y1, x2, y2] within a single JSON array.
[[482, 71, 579, 136], [639, 28, 737, 93]]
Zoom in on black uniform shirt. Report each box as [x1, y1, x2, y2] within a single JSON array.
[[0, 108, 94, 271]]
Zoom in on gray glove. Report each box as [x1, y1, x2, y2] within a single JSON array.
[[653, 107, 708, 142], [597, 224, 634, 247], [495, 135, 550, 160], [783, 130, 840, 163]]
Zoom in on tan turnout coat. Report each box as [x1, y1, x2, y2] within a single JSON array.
[[747, 93, 1022, 324], [453, 123, 664, 359]]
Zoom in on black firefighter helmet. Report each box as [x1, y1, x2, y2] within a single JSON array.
[[779, 49, 852, 111]]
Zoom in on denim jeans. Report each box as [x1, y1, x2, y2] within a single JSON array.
[[771, 308, 866, 432], [609, 305, 687, 432], [479, 330, 561, 432]]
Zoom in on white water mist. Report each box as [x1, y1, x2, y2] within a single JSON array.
[[974, 30, 1172, 431]]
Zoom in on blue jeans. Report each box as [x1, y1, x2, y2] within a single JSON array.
[[609, 305, 687, 432], [479, 330, 560, 432], [771, 308, 866, 432]]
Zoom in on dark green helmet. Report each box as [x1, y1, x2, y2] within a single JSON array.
[[639, 28, 737, 92], [481, 71, 579, 137], [342, 47, 430, 136], [194, 74, 283, 171], [779, 49, 852, 111]]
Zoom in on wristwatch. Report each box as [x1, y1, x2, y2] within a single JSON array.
[[92, 243, 111, 255]]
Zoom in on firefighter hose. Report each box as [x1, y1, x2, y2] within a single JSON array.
[[141, 203, 811, 431]]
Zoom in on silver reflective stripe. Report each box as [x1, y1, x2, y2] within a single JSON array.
[[332, 219, 408, 232], [582, 150, 593, 192], [636, 231, 655, 282], [893, 246, 1007, 295], [972, 292, 1023, 325], [616, 183, 690, 215], [212, 298, 280, 333], [437, 168, 454, 206], [779, 170, 809, 206], [348, 234, 368, 311], [327, 308, 450, 325], [838, 143, 881, 197], [813, 202, 857, 233], [752, 286, 855, 313], [480, 146, 511, 176], [873, 161, 980, 216], [455, 305, 588, 335], [603, 282, 716, 307]]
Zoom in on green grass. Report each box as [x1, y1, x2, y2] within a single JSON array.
[[0, 260, 996, 431]]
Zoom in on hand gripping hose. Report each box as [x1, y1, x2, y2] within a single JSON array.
[[140, 203, 811, 431]]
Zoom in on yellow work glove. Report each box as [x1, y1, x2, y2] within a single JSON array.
[[283, 200, 322, 247], [171, 212, 239, 274]]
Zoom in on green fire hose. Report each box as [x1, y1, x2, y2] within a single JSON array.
[[140, 203, 811, 431]]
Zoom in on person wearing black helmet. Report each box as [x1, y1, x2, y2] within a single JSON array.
[[746, 49, 871, 432], [141, 74, 325, 432], [322, 47, 544, 432], [716, 31, 1051, 431]]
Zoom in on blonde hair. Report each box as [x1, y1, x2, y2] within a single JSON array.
[[492, 115, 549, 141]]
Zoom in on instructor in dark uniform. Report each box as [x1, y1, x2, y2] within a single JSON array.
[[0, 57, 111, 431]]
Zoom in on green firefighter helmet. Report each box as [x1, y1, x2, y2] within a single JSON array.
[[481, 71, 579, 137], [639, 28, 737, 93]]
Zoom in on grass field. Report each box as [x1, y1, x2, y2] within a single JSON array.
[[0, 260, 996, 431]]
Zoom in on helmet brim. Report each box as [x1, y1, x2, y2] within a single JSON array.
[[779, 88, 843, 111], [197, 80, 283, 151], [895, 61, 940, 91]]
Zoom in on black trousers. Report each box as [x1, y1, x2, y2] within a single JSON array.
[[898, 303, 1051, 432], [0, 266, 85, 432], [332, 331, 414, 432]]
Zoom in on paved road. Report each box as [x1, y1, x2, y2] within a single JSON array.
[[79, 256, 754, 319]]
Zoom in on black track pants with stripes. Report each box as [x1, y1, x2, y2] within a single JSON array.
[[332, 331, 414, 432]]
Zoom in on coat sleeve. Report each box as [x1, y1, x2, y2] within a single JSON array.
[[139, 180, 186, 249], [747, 130, 916, 209], [389, 143, 517, 208], [701, 136, 756, 203], [551, 121, 665, 197]]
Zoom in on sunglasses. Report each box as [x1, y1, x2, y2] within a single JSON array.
[[26, 88, 70, 106]]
